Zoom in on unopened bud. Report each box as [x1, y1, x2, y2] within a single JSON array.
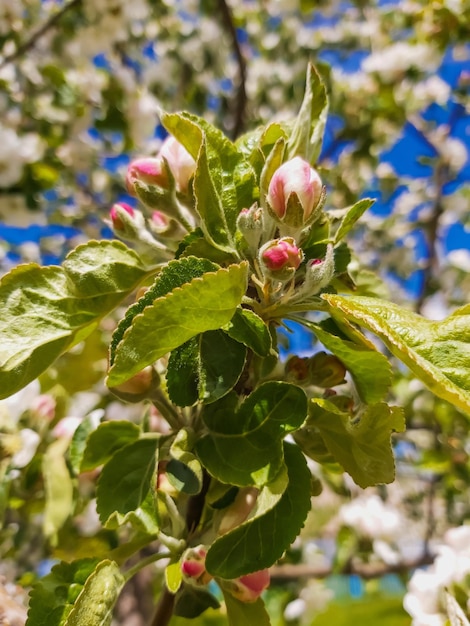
[[266, 157, 324, 233], [259, 237, 303, 281], [159, 136, 196, 193], [297, 243, 335, 297], [218, 487, 258, 535], [225, 569, 270, 603], [110, 202, 136, 231], [309, 352, 346, 387], [109, 366, 160, 403], [285, 356, 311, 386], [181, 546, 212, 586], [126, 158, 168, 195], [236, 204, 264, 253]]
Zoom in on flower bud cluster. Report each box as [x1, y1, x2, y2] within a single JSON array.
[[180, 545, 270, 603]]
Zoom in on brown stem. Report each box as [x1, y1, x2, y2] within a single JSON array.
[[415, 161, 448, 313], [217, 0, 247, 139], [0, 0, 83, 69], [149, 588, 175, 626]]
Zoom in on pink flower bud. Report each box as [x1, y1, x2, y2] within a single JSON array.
[[228, 569, 270, 603], [30, 394, 56, 421], [109, 202, 135, 231], [126, 157, 168, 195], [260, 237, 303, 275], [159, 136, 196, 193], [151, 210, 169, 231], [267, 157, 323, 226], [181, 546, 212, 586], [52, 416, 82, 440]]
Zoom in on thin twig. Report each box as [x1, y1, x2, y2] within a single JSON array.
[[217, 0, 248, 139], [0, 0, 82, 69]]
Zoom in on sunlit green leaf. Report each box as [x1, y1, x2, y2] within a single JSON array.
[[0, 241, 148, 400], [224, 308, 272, 357], [222, 590, 271, 626], [196, 382, 307, 486], [323, 294, 470, 416], [81, 421, 141, 472], [108, 263, 248, 386], [43, 438, 74, 541], [205, 443, 311, 578], [334, 198, 375, 243]]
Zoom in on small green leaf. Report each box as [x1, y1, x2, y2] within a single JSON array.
[[163, 111, 257, 226], [323, 294, 470, 416], [334, 198, 375, 243], [194, 139, 234, 251], [173, 585, 220, 618], [206, 443, 311, 578], [199, 330, 247, 403], [196, 382, 307, 486], [27, 558, 101, 626], [310, 398, 405, 488], [108, 263, 248, 387], [167, 428, 203, 495], [96, 437, 158, 530], [167, 337, 200, 407], [43, 438, 74, 541], [287, 63, 328, 164], [224, 308, 272, 357], [165, 561, 182, 594], [69, 415, 99, 476], [222, 590, 271, 626], [81, 421, 141, 472], [65, 560, 124, 626], [0, 241, 148, 399], [307, 323, 392, 403]]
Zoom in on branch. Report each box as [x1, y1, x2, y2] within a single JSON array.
[[217, 0, 248, 139], [415, 160, 448, 313], [270, 552, 435, 582], [0, 0, 82, 70]]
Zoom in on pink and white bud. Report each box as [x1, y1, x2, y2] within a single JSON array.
[[159, 136, 196, 193], [52, 416, 82, 440], [109, 202, 135, 231], [227, 569, 270, 603], [219, 487, 258, 535], [267, 157, 323, 227], [30, 394, 56, 421], [181, 546, 212, 586], [260, 237, 303, 279], [126, 157, 168, 195]]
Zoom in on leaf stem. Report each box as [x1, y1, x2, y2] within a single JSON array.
[[124, 551, 172, 582]]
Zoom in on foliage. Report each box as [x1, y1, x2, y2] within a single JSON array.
[[0, 58, 469, 625]]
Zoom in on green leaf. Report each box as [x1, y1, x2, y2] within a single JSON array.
[[165, 561, 182, 594], [334, 198, 375, 243], [167, 337, 200, 407], [69, 414, 99, 476], [310, 398, 405, 488], [224, 308, 272, 357], [222, 590, 271, 626], [193, 138, 234, 251], [205, 443, 311, 578], [108, 263, 248, 387], [65, 560, 124, 626], [96, 437, 158, 530], [173, 585, 220, 618], [163, 111, 257, 226], [196, 382, 307, 486], [43, 438, 74, 541], [81, 421, 141, 472], [287, 63, 328, 164], [307, 323, 392, 403], [0, 241, 148, 399], [323, 294, 470, 416], [27, 558, 108, 626], [166, 428, 203, 495], [109, 256, 218, 366], [199, 330, 247, 403]]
